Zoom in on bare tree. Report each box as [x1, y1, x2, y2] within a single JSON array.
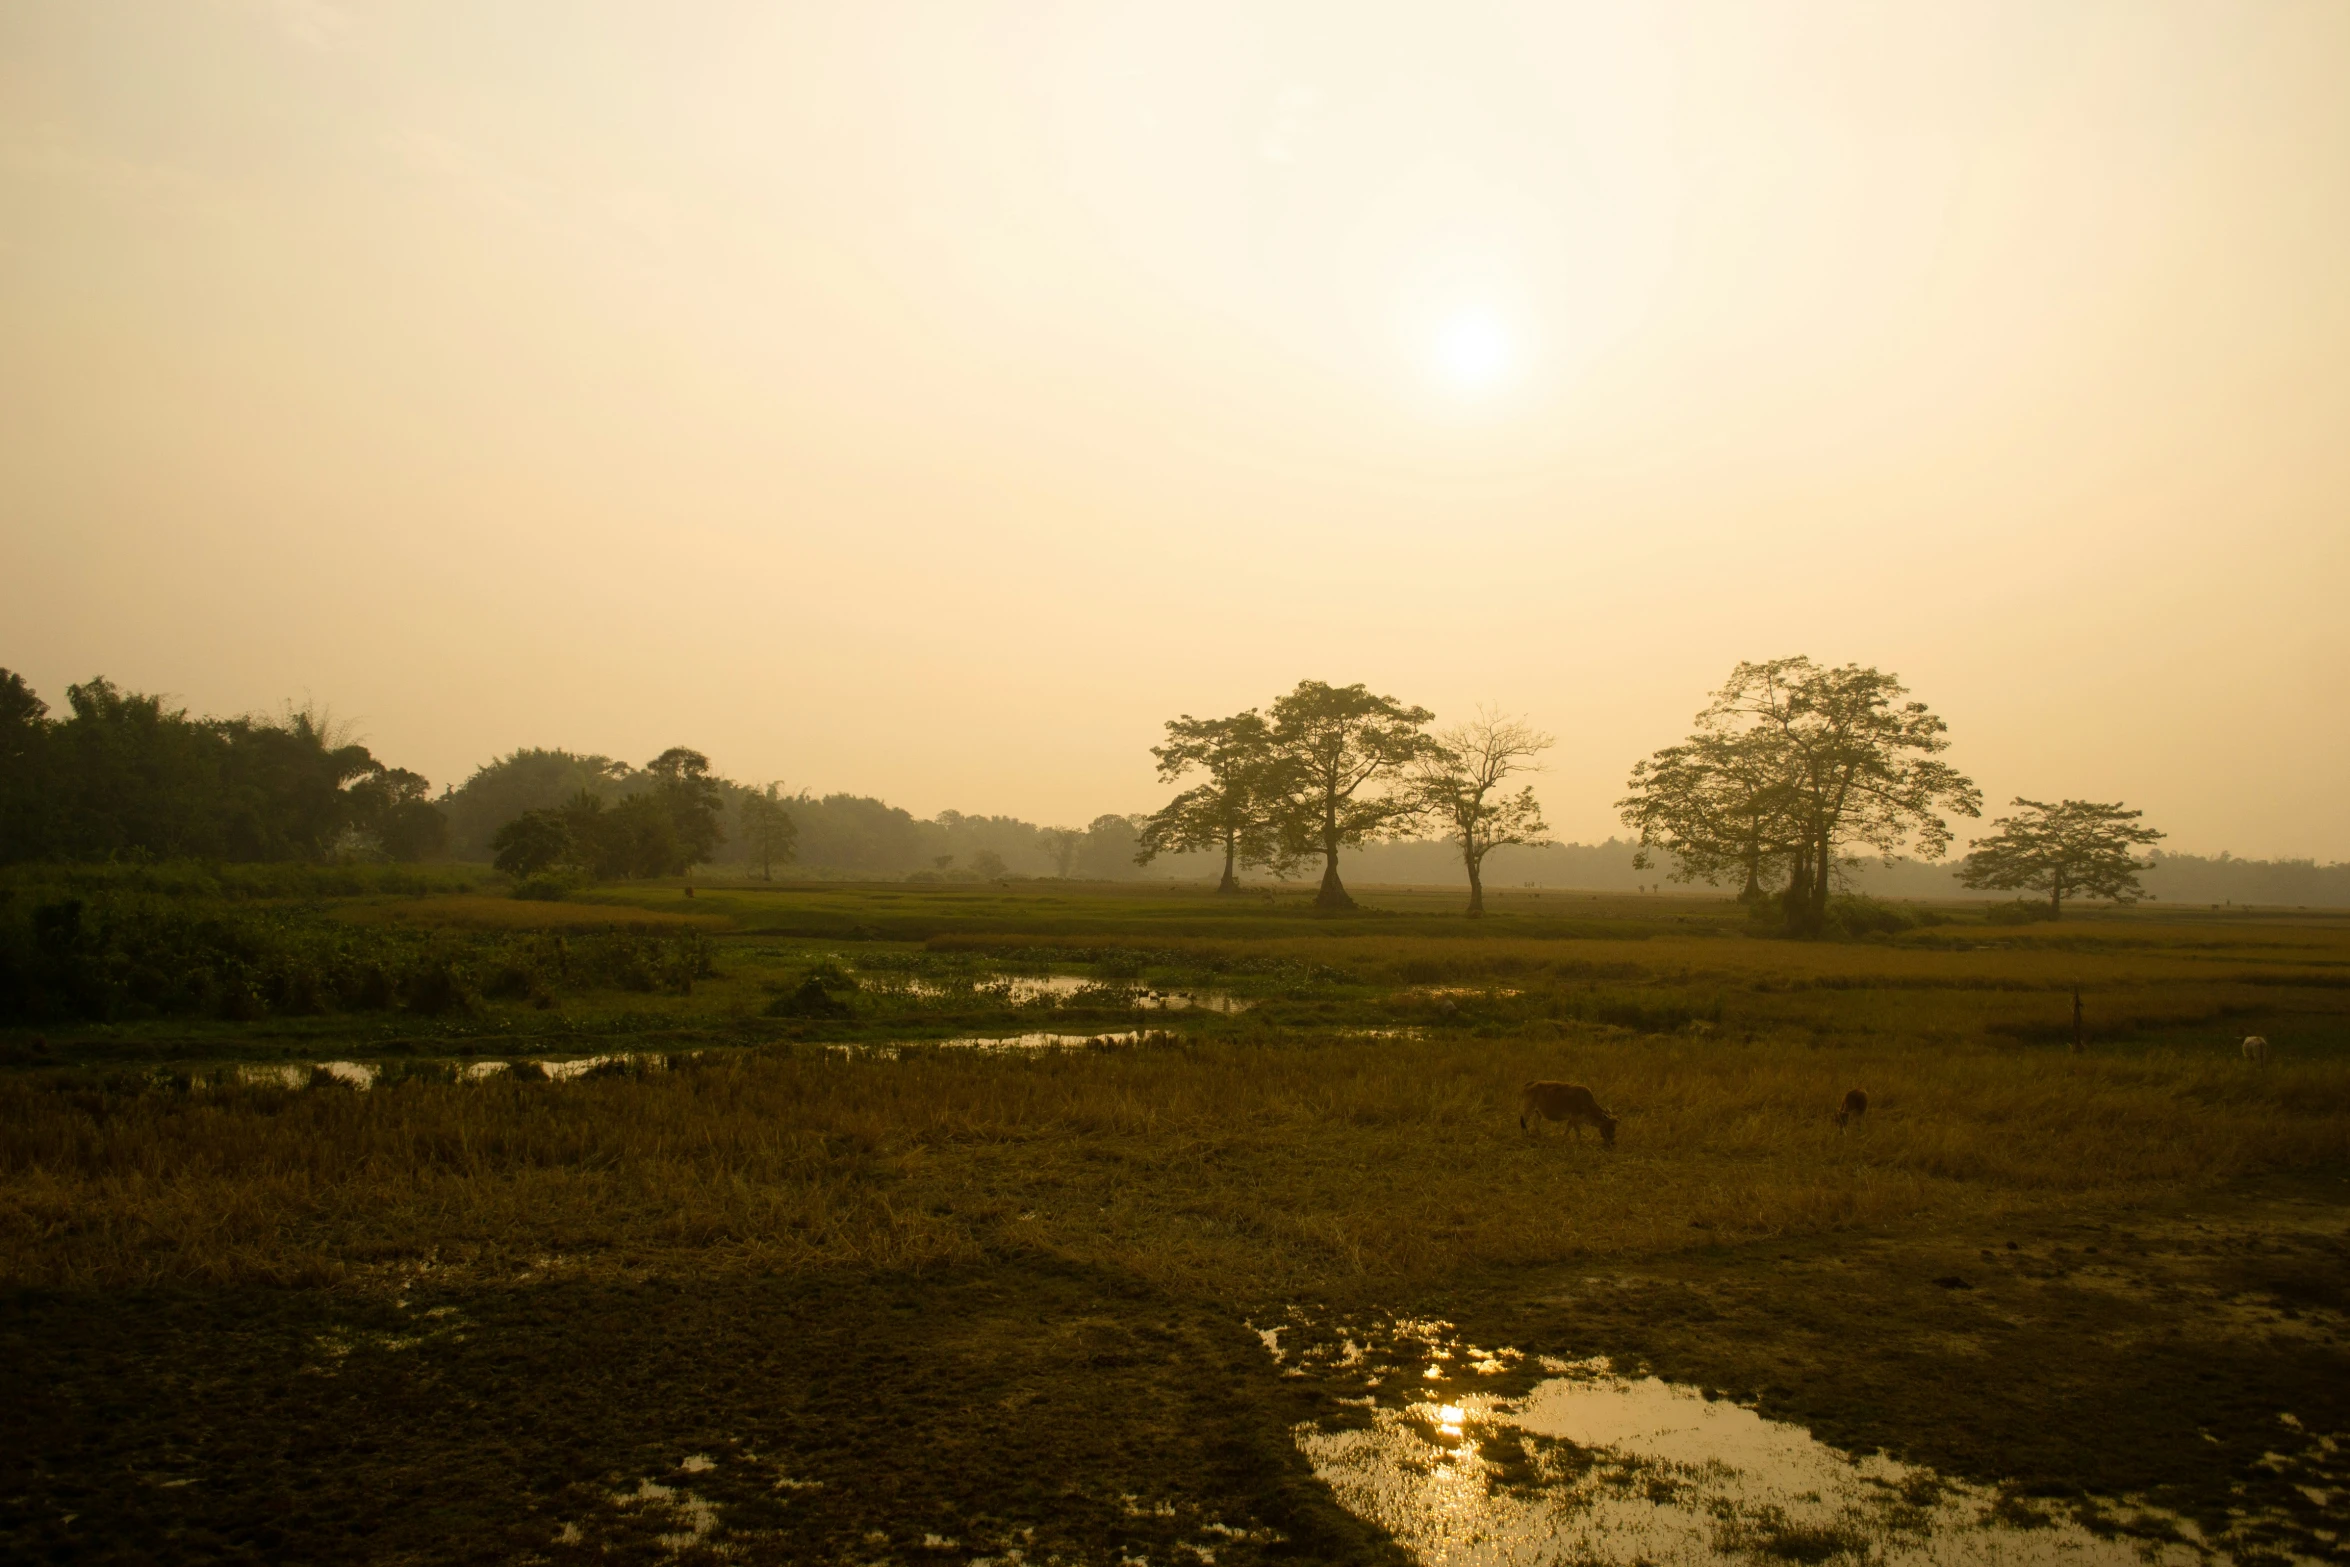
[[1415, 708, 1553, 917]]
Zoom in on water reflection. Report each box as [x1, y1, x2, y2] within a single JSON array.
[[1273, 1317, 2266, 1567], [237, 1061, 376, 1089], [897, 973, 1249, 1012], [225, 1052, 668, 1091], [830, 1029, 1177, 1057]]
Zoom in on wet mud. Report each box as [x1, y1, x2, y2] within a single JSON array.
[[0, 1257, 1394, 1566]]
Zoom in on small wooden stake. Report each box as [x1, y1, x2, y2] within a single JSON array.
[[2071, 986, 2084, 1054]]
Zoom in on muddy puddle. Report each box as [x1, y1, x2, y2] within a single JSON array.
[[1261, 1315, 2335, 1566]]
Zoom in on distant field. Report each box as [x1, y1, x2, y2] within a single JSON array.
[[7, 874, 2342, 1062], [2, 878, 2345, 1563]]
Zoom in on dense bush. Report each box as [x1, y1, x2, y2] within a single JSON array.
[[4, 861, 478, 902], [0, 893, 715, 1024], [1820, 896, 1952, 938]]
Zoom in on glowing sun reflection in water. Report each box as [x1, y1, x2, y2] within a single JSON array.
[[1285, 1330, 2235, 1567]]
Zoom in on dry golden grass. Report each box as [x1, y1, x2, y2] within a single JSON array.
[[5, 1031, 2343, 1300]]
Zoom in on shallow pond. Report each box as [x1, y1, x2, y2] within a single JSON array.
[[1265, 1316, 2321, 1566], [228, 1053, 667, 1090], [892, 973, 1249, 1012], [829, 1029, 1179, 1056]]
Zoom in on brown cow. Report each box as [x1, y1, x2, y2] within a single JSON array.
[[1520, 1082, 1617, 1146], [1836, 1088, 1868, 1129]]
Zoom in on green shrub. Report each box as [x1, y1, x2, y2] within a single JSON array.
[[1815, 896, 1953, 938], [0, 894, 716, 1023], [510, 871, 582, 902], [765, 960, 857, 1018], [1984, 899, 2056, 926]]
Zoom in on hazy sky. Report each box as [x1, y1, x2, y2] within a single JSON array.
[[4, 2, 2345, 859]]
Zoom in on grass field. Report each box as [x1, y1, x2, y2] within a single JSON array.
[[3, 876, 2346, 1563]]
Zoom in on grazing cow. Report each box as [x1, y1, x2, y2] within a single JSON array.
[[1520, 1082, 1618, 1147], [2242, 1036, 2271, 1066], [1836, 1088, 1868, 1129]]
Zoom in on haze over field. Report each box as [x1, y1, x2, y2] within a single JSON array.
[[3, 2, 2345, 857]]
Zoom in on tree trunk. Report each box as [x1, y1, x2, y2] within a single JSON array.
[[2050, 874, 2063, 920], [1465, 847, 1484, 918], [1781, 864, 1810, 933], [1216, 830, 1239, 894], [1315, 845, 1353, 910], [1808, 832, 1833, 930], [1781, 841, 1823, 936]]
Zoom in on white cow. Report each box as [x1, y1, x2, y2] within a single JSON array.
[[2241, 1035, 2271, 1066]]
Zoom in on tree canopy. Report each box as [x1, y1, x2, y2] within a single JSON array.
[[0, 670, 446, 865], [1135, 710, 1290, 893], [1262, 680, 1436, 910], [1958, 798, 2164, 917], [440, 749, 631, 860], [738, 784, 800, 881], [484, 749, 726, 882], [1620, 658, 1980, 933], [643, 747, 726, 870]]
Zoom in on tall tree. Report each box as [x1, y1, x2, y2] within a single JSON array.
[[1958, 798, 2164, 917], [1, 672, 448, 867], [1415, 709, 1552, 917], [49, 679, 228, 859], [607, 791, 687, 877], [1135, 711, 1287, 892], [1076, 814, 1144, 880], [540, 789, 681, 879], [1618, 728, 1804, 904], [0, 669, 52, 863], [213, 705, 381, 862], [490, 808, 572, 878], [348, 766, 449, 862], [1623, 658, 1980, 934], [644, 747, 725, 870], [1037, 826, 1084, 879], [739, 783, 799, 881], [439, 749, 631, 860], [1263, 680, 1436, 911]]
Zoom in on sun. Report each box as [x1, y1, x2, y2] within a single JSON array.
[[1431, 311, 1514, 393]]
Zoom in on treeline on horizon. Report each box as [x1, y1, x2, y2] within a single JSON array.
[[4, 668, 2347, 908]]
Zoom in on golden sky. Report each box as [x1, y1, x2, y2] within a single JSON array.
[[3, 2, 2345, 858]]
